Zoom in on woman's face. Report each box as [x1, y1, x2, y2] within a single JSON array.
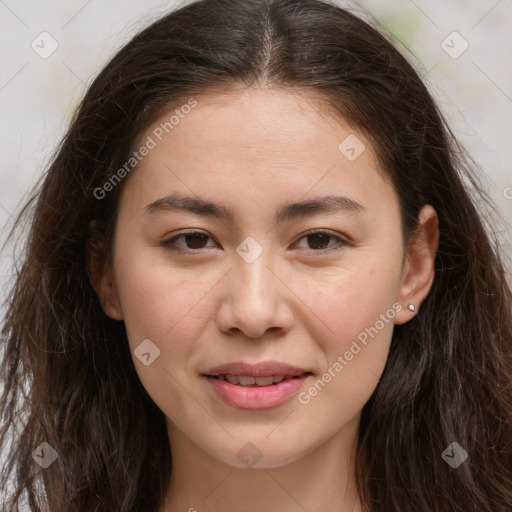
[[95, 87, 435, 468]]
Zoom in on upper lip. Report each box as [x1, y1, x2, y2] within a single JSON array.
[[203, 361, 311, 378]]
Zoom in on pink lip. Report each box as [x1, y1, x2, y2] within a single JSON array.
[[203, 361, 308, 377], [202, 361, 312, 410], [205, 374, 310, 409]]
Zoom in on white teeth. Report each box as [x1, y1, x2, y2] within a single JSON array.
[[217, 374, 300, 386], [225, 374, 240, 385], [238, 375, 255, 386], [254, 376, 274, 386]]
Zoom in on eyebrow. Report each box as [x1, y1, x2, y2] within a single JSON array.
[[144, 193, 366, 223]]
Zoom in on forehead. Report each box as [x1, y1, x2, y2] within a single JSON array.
[[157, 87, 352, 151], [122, 86, 396, 220]]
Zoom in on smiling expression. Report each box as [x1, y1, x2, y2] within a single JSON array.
[[93, 85, 426, 468]]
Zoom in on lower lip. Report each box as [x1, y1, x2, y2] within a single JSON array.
[[205, 375, 310, 410]]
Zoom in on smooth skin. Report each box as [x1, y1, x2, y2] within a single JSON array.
[[89, 86, 439, 512]]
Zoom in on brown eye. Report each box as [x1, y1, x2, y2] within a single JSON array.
[[181, 233, 209, 249], [306, 232, 332, 250], [295, 230, 347, 253], [162, 231, 217, 252]]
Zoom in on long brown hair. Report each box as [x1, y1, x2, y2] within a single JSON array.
[[1, 0, 511, 510]]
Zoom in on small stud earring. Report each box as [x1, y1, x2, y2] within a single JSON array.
[[408, 304, 416, 312]]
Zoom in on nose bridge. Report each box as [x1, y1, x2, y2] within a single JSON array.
[[217, 235, 294, 338], [235, 237, 278, 310]]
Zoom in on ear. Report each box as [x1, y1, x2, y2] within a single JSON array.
[[86, 221, 123, 321], [394, 204, 439, 325]]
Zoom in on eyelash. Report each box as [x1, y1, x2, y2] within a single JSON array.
[[161, 229, 348, 255]]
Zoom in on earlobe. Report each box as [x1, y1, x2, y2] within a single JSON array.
[[394, 204, 439, 325], [86, 226, 123, 321], [96, 269, 124, 321]]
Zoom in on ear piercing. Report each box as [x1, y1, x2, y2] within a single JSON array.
[[408, 304, 416, 312]]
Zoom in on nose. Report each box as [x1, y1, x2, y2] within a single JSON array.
[[216, 251, 295, 339]]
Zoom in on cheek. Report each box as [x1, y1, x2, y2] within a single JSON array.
[[112, 255, 220, 418], [112, 247, 217, 362], [295, 256, 402, 405], [301, 254, 402, 344]]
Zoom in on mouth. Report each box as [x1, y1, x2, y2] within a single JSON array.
[[202, 365, 313, 410], [202, 362, 314, 409], [205, 373, 312, 387]]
